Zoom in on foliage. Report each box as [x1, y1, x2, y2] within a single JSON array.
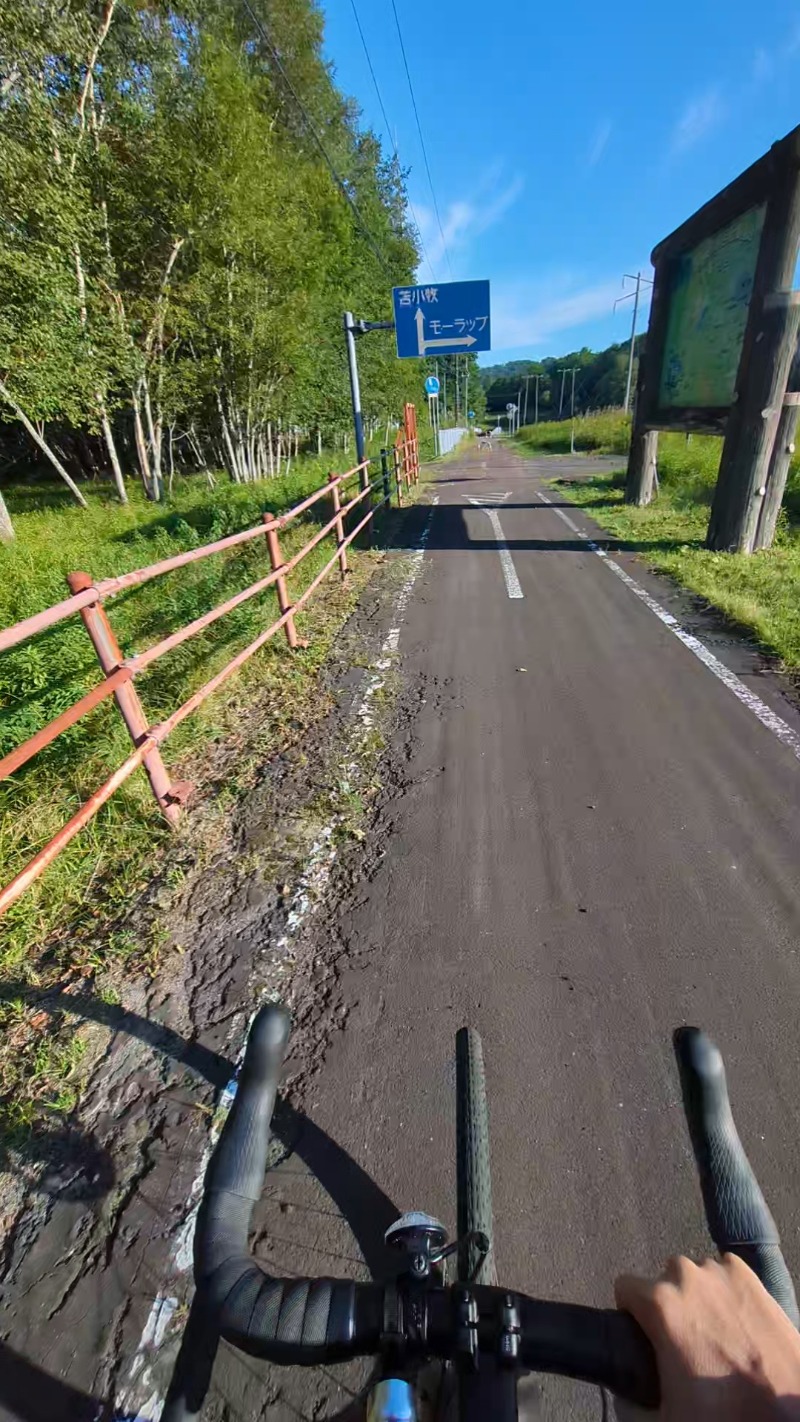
[[479, 338, 642, 422], [0, 458, 398, 982], [0, 0, 427, 503], [518, 409, 631, 455]]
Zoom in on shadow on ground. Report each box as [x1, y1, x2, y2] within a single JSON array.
[[0, 981, 401, 1422]]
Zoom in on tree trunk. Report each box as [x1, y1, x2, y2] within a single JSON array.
[[100, 406, 127, 503], [0, 488, 15, 542], [141, 380, 162, 500], [132, 389, 154, 497], [0, 380, 88, 507]]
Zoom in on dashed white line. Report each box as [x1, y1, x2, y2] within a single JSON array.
[[466, 498, 524, 599], [536, 490, 800, 762]]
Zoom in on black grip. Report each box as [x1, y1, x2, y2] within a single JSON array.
[[675, 1027, 799, 1326], [516, 1299, 659, 1407], [195, 1002, 290, 1282]]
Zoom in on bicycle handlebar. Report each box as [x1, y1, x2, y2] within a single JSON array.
[[674, 1026, 799, 1326], [190, 1004, 659, 1407], [175, 1008, 796, 1422]]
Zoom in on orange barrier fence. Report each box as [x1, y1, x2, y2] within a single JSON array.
[[0, 418, 422, 917]]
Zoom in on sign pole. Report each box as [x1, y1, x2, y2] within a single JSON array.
[[343, 311, 366, 467]]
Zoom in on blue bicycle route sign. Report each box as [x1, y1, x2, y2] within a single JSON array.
[[392, 280, 491, 359], [424, 375, 440, 396]]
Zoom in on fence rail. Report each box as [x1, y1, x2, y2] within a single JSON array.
[[0, 414, 422, 917]]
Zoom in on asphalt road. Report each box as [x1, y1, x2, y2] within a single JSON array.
[[233, 441, 800, 1419]]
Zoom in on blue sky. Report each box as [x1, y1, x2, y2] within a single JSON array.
[[321, 0, 800, 366]]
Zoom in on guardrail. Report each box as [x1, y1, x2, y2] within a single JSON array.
[[437, 427, 467, 457], [0, 425, 421, 917]]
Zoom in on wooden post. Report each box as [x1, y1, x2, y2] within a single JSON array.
[[263, 514, 300, 649], [328, 472, 349, 577], [66, 572, 180, 825], [359, 462, 373, 548], [707, 144, 800, 552], [393, 445, 403, 506], [625, 430, 659, 506], [380, 448, 391, 506], [753, 397, 800, 550]]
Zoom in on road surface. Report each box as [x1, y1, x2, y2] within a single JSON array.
[[214, 440, 800, 1419], [5, 441, 800, 1422]]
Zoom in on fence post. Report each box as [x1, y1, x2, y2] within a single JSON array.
[[380, 449, 391, 506], [359, 461, 373, 548], [327, 472, 349, 578], [393, 445, 403, 506], [263, 514, 302, 649], [66, 571, 180, 825]]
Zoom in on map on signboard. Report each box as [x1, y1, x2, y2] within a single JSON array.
[[658, 204, 766, 409]]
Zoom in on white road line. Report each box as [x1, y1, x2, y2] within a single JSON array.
[[120, 498, 441, 1422], [536, 491, 800, 762], [466, 498, 523, 599]]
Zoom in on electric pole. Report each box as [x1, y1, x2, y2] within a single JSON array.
[[534, 373, 543, 424], [517, 388, 522, 434], [558, 368, 567, 419], [570, 367, 578, 453], [614, 272, 653, 413]]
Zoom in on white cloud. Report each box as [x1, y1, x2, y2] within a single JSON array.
[[752, 47, 773, 83], [413, 171, 524, 280], [490, 275, 631, 352], [668, 86, 726, 157], [587, 119, 613, 167]]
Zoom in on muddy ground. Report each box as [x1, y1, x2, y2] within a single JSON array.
[[0, 503, 435, 1422]]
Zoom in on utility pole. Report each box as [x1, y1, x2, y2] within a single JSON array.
[[343, 311, 395, 465], [343, 312, 365, 465], [614, 272, 653, 413], [523, 373, 533, 426], [569, 367, 578, 454], [534, 373, 542, 424], [558, 368, 567, 419], [517, 387, 522, 433]]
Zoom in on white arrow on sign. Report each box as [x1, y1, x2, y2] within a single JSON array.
[[415, 307, 477, 356]]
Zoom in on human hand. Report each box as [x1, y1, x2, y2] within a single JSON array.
[[615, 1254, 800, 1420]]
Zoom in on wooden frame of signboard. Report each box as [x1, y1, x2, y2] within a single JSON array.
[[627, 125, 800, 551]]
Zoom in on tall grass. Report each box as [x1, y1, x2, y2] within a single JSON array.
[[0, 457, 386, 984], [518, 408, 631, 455]]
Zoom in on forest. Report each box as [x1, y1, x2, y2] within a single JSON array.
[[0, 0, 444, 538], [479, 336, 644, 422]]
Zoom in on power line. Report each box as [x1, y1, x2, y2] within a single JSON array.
[[240, 0, 394, 281], [389, 0, 454, 280], [348, 0, 436, 281]]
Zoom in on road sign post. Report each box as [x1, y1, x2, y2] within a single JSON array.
[[392, 281, 491, 359], [343, 311, 365, 467]]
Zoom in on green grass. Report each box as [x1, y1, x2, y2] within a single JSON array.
[[519, 413, 800, 672], [0, 453, 411, 1125], [518, 408, 632, 455]]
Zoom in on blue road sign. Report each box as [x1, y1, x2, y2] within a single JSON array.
[[468, 409, 475, 418], [392, 280, 491, 359], [424, 375, 440, 396]]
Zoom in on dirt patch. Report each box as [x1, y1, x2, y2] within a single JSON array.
[[0, 510, 434, 1422]]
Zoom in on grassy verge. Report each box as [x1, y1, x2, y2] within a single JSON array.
[[517, 414, 800, 672], [0, 456, 418, 1128]]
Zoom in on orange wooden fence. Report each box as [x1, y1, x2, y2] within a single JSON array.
[[0, 415, 421, 917]]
